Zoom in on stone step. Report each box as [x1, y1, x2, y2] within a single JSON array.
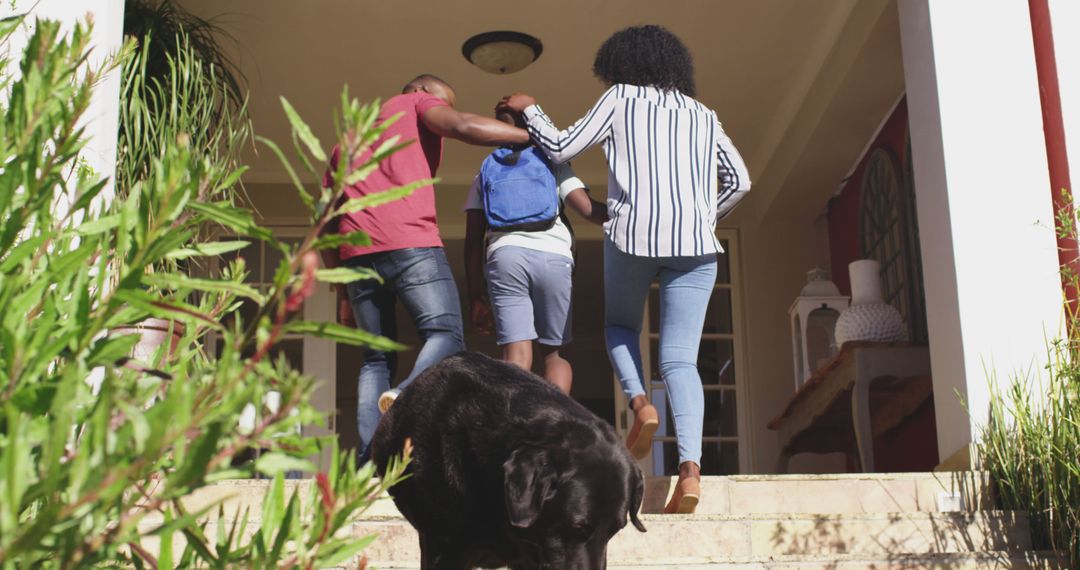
[[353, 551, 1065, 570], [641, 472, 993, 514], [178, 472, 993, 522], [351, 511, 1033, 563]]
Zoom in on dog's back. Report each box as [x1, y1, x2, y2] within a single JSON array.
[[371, 351, 641, 568]]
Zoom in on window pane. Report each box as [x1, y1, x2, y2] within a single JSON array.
[[222, 298, 260, 330], [701, 441, 739, 475], [717, 241, 731, 283], [698, 339, 736, 386], [661, 441, 739, 476], [652, 338, 736, 386], [648, 286, 660, 333], [703, 390, 738, 437], [264, 239, 303, 285], [655, 388, 737, 439], [703, 288, 733, 334], [649, 338, 660, 382], [269, 338, 304, 370], [335, 343, 363, 451], [226, 243, 260, 283], [662, 442, 679, 474]]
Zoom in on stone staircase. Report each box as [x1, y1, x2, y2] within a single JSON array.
[[166, 472, 1064, 569]]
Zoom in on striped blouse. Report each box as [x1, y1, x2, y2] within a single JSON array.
[[522, 84, 751, 257]]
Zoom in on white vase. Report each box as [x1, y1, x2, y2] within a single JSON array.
[[110, 317, 185, 364], [834, 260, 908, 346]]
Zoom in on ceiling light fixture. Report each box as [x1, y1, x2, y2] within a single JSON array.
[[462, 31, 543, 74]]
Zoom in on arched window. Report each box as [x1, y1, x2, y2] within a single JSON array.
[[859, 146, 928, 343]]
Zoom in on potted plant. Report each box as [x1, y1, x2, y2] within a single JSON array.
[[112, 24, 252, 365]]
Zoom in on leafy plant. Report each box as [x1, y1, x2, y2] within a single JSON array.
[[0, 16, 418, 568], [979, 189, 1080, 568], [123, 0, 242, 106], [116, 29, 251, 209]]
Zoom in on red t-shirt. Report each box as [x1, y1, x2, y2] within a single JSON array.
[[328, 92, 449, 259]]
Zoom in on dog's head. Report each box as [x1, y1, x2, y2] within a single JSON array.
[[503, 435, 646, 569]]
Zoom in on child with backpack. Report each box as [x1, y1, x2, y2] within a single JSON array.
[[464, 109, 607, 394]]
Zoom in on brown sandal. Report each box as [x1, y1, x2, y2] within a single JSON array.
[[625, 403, 659, 459], [663, 476, 701, 514]]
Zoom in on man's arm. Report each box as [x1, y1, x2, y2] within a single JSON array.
[[564, 188, 608, 225], [464, 209, 493, 334], [421, 106, 529, 147]]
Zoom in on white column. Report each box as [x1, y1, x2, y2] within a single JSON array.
[[4, 1, 125, 201], [1048, 0, 1080, 195], [898, 0, 1063, 467]]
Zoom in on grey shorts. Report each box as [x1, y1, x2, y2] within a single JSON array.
[[485, 246, 574, 346]]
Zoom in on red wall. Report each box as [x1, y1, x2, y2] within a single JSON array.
[[826, 99, 940, 472], [827, 99, 910, 296]]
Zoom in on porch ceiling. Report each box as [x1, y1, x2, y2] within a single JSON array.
[[179, 0, 903, 225]]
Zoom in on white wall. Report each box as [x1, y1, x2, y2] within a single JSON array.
[[1048, 0, 1080, 198], [898, 0, 1063, 466], [4, 1, 125, 201]]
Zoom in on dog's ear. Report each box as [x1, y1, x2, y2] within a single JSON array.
[[628, 463, 647, 532], [504, 444, 557, 528]]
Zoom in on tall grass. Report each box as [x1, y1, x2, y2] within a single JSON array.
[[979, 190, 1080, 567]]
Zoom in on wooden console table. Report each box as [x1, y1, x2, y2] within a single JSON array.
[[768, 342, 932, 473]]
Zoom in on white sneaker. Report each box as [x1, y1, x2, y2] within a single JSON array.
[[378, 390, 398, 413]]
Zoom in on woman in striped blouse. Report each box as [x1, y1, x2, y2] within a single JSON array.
[[502, 25, 751, 514]]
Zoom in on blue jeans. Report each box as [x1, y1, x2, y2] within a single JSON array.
[[344, 247, 464, 455], [604, 238, 717, 466]]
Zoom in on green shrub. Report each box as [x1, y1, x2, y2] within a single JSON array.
[[0, 16, 416, 568], [979, 190, 1080, 567], [116, 29, 251, 212]]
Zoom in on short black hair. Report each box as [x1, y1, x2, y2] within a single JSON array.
[[403, 73, 452, 93], [592, 25, 696, 97]]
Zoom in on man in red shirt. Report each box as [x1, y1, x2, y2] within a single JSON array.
[[323, 75, 528, 458]]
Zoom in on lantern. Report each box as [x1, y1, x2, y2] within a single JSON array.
[[789, 268, 850, 389]]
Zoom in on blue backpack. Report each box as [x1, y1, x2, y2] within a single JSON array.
[[479, 146, 559, 232]]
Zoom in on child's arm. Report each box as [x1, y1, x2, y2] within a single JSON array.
[[564, 188, 608, 226], [464, 209, 494, 335]]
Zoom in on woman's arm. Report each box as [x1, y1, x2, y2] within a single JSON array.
[[714, 115, 752, 221], [503, 86, 619, 164]]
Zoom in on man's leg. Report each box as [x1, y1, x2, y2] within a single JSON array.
[[344, 255, 398, 459], [390, 247, 465, 393]]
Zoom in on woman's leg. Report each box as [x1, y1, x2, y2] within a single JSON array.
[[603, 239, 657, 403], [604, 239, 661, 457], [657, 255, 717, 467]]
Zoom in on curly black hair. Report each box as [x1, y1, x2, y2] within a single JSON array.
[[593, 25, 696, 97]]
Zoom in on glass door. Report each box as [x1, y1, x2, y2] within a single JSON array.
[[615, 230, 749, 476], [210, 227, 338, 472]]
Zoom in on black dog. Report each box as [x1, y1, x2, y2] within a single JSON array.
[[372, 351, 646, 570]]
